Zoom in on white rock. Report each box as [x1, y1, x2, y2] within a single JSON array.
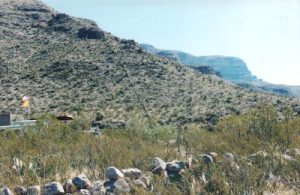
[[281, 154, 294, 161], [132, 179, 147, 190], [104, 178, 130, 193], [0, 187, 13, 195], [27, 186, 41, 195], [105, 167, 124, 180], [121, 168, 142, 179], [154, 157, 166, 170], [114, 179, 130, 193], [72, 174, 93, 189], [90, 180, 105, 195], [224, 152, 235, 161], [43, 182, 64, 195]]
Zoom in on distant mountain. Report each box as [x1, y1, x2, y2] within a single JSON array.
[[141, 44, 300, 98], [1, 0, 299, 125]]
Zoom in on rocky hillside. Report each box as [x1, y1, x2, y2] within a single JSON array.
[[141, 44, 300, 98], [0, 0, 299, 124], [141, 44, 257, 82]]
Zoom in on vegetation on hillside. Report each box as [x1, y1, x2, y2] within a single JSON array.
[[1, 0, 300, 126], [0, 104, 299, 194]]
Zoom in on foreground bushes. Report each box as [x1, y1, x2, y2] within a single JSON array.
[[0, 105, 299, 193]]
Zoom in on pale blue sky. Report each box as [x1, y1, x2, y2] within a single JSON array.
[[42, 0, 300, 85]]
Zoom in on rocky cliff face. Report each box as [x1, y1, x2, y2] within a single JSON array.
[[141, 44, 257, 82], [0, 0, 299, 124], [141, 44, 300, 98]]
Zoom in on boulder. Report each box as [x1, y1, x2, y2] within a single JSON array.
[[72, 174, 93, 190], [27, 186, 41, 195], [132, 179, 147, 190], [104, 179, 116, 193], [63, 179, 77, 193], [104, 178, 130, 193], [0, 187, 13, 195], [199, 154, 214, 164], [113, 179, 130, 193], [121, 168, 142, 180], [153, 157, 166, 170], [90, 180, 106, 195], [209, 152, 218, 158], [43, 182, 64, 195], [14, 186, 26, 195], [105, 167, 124, 180], [166, 162, 181, 173], [224, 152, 235, 161]]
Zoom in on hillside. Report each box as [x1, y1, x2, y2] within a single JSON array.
[[141, 44, 300, 98], [0, 0, 299, 125]]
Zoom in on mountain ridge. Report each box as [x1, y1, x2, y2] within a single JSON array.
[[141, 44, 300, 98], [0, 0, 299, 125]]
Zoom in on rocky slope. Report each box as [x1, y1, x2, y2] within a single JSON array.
[[0, 0, 299, 125], [141, 44, 300, 98]]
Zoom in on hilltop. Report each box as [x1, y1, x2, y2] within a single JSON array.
[[141, 44, 300, 98], [0, 0, 299, 125]]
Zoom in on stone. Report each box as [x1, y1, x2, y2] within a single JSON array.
[[14, 186, 26, 195], [77, 27, 105, 40], [104, 179, 116, 193], [0, 187, 13, 195], [199, 154, 214, 164], [104, 178, 130, 193], [209, 152, 218, 158], [121, 168, 142, 180], [72, 174, 93, 190], [166, 162, 181, 173], [224, 152, 235, 161], [43, 182, 64, 195], [153, 157, 166, 170], [281, 154, 294, 161], [151, 166, 164, 174], [141, 175, 153, 191], [27, 186, 41, 195], [63, 179, 77, 193], [79, 189, 91, 195], [90, 180, 106, 195], [113, 179, 130, 193], [105, 167, 124, 180], [132, 179, 147, 190]]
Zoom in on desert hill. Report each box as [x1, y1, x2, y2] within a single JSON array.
[[0, 0, 299, 124]]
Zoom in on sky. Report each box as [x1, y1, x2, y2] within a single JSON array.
[[42, 0, 300, 86]]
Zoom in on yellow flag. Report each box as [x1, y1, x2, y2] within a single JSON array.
[[21, 96, 30, 108]]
